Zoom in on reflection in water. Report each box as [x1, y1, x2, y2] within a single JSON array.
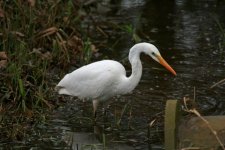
[[63, 125, 135, 150], [6, 0, 225, 149]]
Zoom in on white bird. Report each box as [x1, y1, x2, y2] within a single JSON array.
[[56, 43, 176, 117]]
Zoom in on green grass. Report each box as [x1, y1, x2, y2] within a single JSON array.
[[0, 0, 92, 140], [120, 24, 141, 43]]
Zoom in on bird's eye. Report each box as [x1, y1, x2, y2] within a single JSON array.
[[151, 52, 155, 56]]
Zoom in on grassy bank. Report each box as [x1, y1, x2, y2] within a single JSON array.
[[0, 0, 92, 140]]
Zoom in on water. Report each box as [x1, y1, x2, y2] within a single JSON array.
[[87, 0, 225, 114], [3, 0, 225, 149]]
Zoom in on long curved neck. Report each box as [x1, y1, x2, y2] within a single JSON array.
[[122, 46, 143, 93]]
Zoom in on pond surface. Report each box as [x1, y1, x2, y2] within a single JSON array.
[[3, 0, 225, 149]]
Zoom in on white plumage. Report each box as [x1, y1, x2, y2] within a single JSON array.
[[57, 60, 128, 100], [56, 43, 176, 115]]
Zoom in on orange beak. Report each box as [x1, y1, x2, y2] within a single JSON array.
[[157, 56, 177, 76]]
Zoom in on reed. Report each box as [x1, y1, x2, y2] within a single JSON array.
[[0, 0, 92, 140]]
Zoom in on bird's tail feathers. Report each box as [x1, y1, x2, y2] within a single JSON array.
[[55, 86, 71, 95]]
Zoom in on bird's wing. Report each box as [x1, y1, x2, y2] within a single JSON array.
[[56, 60, 126, 100]]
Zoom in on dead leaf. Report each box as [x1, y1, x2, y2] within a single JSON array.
[[0, 60, 7, 68], [25, 109, 34, 118], [30, 48, 42, 55], [67, 36, 82, 47], [11, 31, 25, 37], [0, 8, 4, 18], [91, 44, 98, 52], [0, 51, 7, 60], [63, 16, 69, 23], [30, 48, 52, 61], [67, 35, 83, 52], [28, 0, 35, 7], [37, 27, 58, 39], [41, 51, 52, 61]]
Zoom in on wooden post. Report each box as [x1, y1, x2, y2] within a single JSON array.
[[164, 100, 181, 150]]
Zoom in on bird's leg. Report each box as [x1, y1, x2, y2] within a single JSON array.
[[102, 100, 112, 122], [92, 99, 99, 120], [104, 100, 112, 115]]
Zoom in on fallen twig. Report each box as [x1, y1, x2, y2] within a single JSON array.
[[183, 97, 225, 150], [210, 78, 225, 89]]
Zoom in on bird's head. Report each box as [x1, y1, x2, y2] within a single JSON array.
[[143, 43, 177, 76]]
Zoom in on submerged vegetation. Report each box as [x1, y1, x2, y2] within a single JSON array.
[[0, 0, 91, 140]]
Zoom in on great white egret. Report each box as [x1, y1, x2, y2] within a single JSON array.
[[56, 43, 176, 117]]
